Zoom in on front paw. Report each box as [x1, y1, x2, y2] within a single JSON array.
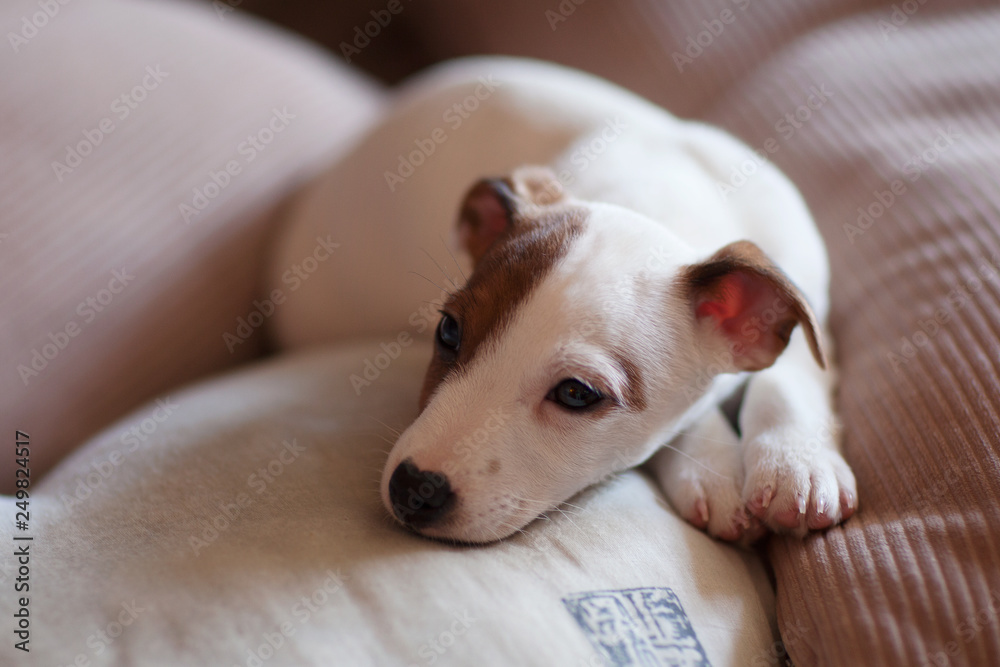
[[665, 458, 767, 544], [649, 411, 767, 544], [743, 433, 857, 535]]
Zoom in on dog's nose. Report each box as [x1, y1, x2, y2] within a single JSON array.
[[388, 459, 454, 527]]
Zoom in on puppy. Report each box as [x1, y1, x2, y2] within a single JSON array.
[[379, 89, 856, 545]]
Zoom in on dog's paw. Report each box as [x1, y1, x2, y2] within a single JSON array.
[[742, 432, 857, 536], [648, 411, 766, 543], [665, 454, 766, 543]]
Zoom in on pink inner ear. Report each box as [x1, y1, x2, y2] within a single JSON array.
[[459, 181, 513, 264], [695, 271, 797, 371], [696, 272, 748, 327]]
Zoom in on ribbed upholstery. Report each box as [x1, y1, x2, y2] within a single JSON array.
[[403, 0, 1000, 663], [709, 9, 1000, 665], [0, 0, 383, 483]]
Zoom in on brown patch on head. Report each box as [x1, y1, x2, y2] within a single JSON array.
[[419, 207, 587, 408], [456, 167, 568, 267], [488, 459, 501, 474]]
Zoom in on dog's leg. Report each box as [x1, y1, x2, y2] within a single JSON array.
[[647, 408, 765, 542], [739, 330, 857, 535]]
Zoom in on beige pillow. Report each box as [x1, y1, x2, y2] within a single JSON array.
[[0, 0, 383, 485], [7, 341, 776, 666]]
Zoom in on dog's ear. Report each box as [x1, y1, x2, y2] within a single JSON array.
[[682, 240, 826, 371], [456, 178, 517, 265], [457, 167, 565, 265], [507, 165, 566, 207]]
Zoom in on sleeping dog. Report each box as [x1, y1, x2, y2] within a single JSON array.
[[379, 85, 856, 545]]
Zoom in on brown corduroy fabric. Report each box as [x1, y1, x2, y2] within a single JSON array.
[[707, 9, 1000, 665]]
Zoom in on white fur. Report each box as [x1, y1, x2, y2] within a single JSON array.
[[338, 59, 856, 543]]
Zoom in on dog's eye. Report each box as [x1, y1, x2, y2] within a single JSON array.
[[549, 379, 603, 410], [436, 313, 461, 352]]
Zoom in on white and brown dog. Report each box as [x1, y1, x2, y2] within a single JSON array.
[[369, 61, 856, 545]]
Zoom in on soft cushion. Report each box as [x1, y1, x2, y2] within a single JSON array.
[[5, 341, 776, 666], [0, 0, 383, 484]]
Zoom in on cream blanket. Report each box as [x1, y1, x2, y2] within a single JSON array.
[[5, 342, 774, 665]]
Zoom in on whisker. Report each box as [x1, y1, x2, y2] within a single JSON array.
[[673, 432, 741, 448], [657, 442, 729, 478], [422, 247, 461, 290], [367, 416, 403, 438], [488, 524, 506, 545], [440, 234, 468, 283], [551, 506, 583, 530], [407, 270, 452, 296]]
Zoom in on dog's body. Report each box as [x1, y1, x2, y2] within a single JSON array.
[[306, 59, 857, 545]]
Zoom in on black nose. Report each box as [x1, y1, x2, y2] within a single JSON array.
[[388, 459, 454, 527]]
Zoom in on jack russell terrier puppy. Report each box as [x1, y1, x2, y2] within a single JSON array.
[[378, 73, 856, 545]]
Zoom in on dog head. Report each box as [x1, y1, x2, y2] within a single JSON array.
[[380, 166, 824, 543]]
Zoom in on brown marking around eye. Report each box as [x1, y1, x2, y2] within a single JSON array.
[[610, 349, 647, 412], [419, 207, 588, 409]]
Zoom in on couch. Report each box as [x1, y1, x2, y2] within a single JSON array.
[[3, 0, 999, 664]]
